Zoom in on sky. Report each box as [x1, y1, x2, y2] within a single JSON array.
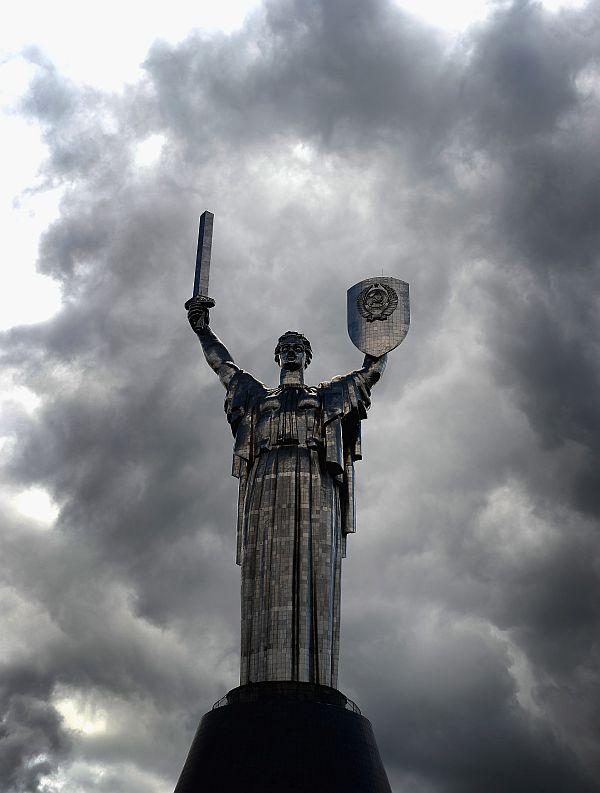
[[1, 0, 599, 791]]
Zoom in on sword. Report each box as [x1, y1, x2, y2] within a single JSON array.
[[185, 210, 216, 312]]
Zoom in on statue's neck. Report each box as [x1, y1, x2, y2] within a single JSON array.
[[279, 368, 305, 386]]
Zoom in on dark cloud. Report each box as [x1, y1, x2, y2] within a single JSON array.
[[2, 0, 599, 791], [141, 0, 457, 151]]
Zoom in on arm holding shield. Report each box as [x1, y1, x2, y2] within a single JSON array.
[[360, 353, 388, 387]]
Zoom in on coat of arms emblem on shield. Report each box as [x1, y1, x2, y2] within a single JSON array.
[[357, 282, 399, 322]]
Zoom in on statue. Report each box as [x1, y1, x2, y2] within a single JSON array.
[[184, 212, 409, 690]]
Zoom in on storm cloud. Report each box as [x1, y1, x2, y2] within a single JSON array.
[[1, 1, 599, 790]]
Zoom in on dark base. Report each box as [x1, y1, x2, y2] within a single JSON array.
[[174, 682, 391, 793]]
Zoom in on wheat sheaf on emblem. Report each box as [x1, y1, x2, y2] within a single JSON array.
[[356, 282, 399, 322]]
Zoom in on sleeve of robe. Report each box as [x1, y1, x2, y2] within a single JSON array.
[[223, 367, 268, 565], [317, 370, 373, 546]]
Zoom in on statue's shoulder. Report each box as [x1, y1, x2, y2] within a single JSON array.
[[317, 370, 370, 421], [317, 371, 357, 392], [228, 367, 269, 396], [225, 369, 270, 431], [316, 376, 347, 418]]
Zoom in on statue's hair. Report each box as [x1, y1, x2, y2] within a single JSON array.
[[274, 331, 313, 368]]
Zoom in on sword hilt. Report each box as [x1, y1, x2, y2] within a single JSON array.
[[185, 294, 215, 311], [185, 294, 215, 333]]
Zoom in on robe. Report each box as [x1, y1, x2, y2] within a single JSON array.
[[224, 368, 372, 687]]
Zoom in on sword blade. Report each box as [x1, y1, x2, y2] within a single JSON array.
[[193, 210, 214, 296]]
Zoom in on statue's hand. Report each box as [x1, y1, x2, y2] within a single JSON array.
[[185, 296, 210, 332], [363, 353, 380, 366], [361, 352, 387, 385]]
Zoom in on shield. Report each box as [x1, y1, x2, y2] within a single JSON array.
[[347, 276, 410, 356]]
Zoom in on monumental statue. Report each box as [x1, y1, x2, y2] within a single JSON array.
[[175, 211, 409, 793]]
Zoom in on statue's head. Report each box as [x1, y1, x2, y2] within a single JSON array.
[[274, 331, 313, 370]]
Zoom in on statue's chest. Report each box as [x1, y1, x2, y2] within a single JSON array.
[[255, 387, 321, 448]]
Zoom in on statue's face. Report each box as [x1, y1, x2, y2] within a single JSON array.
[[278, 337, 307, 370]]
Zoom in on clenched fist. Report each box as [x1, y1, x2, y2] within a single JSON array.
[[185, 295, 213, 332]]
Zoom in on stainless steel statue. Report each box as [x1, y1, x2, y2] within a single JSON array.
[[185, 213, 409, 689]]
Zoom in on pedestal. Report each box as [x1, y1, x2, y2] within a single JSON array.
[[174, 681, 392, 793]]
